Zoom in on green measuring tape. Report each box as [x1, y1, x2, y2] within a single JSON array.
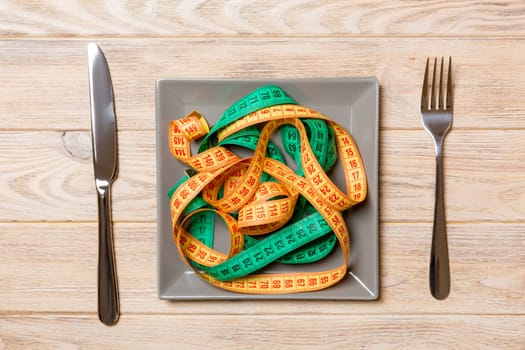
[[167, 84, 367, 293], [170, 85, 338, 275]]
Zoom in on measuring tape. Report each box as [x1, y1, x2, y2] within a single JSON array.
[[167, 85, 367, 294]]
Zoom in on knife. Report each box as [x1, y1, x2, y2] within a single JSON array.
[[88, 43, 120, 326]]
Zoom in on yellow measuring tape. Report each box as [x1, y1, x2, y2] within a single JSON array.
[[167, 86, 367, 294]]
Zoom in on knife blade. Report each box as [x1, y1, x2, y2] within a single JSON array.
[[88, 42, 120, 326]]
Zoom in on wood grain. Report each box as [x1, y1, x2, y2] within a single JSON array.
[[1, 129, 523, 223], [1, 315, 524, 349], [2, 1, 525, 346], [2, 39, 525, 131], [2, 1, 525, 37], [1, 222, 522, 314]]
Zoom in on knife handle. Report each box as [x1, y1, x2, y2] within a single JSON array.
[[97, 184, 120, 325]]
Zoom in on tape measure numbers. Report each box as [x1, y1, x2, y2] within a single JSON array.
[[167, 85, 367, 294]]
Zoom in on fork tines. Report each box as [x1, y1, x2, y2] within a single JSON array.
[[421, 57, 453, 112]]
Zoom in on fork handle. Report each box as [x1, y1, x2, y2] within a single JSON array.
[[429, 151, 450, 300]]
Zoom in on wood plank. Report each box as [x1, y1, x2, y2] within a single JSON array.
[[1, 38, 525, 131], [0, 130, 155, 222], [3, 2, 524, 348], [1, 222, 523, 314], [382, 129, 525, 222], [0, 315, 523, 349], [2, 1, 525, 37], [1, 129, 523, 222]]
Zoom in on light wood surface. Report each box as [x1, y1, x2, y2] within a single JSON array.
[[1, 1, 524, 349]]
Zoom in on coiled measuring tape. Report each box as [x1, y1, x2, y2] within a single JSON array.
[[167, 85, 367, 294]]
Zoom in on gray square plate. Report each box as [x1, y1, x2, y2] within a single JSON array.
[[156, 78, 379, 300]]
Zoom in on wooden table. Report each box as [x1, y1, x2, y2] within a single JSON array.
[[1, 1, 524, 348]]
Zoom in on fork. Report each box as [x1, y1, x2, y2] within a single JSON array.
[[421, 57, 453, 300]]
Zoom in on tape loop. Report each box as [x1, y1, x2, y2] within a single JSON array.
[[167, 85, 367, 294]]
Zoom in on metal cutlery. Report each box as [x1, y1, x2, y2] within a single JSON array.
[[420, 57, 453, 300], [88, 43, 120, 324]]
